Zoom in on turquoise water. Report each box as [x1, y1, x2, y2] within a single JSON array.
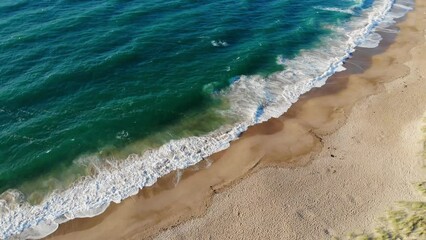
[[1, 0, 415, 238], [0, 0, 355, 194]]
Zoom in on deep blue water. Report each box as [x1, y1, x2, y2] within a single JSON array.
[[0, 0, 358, 197]]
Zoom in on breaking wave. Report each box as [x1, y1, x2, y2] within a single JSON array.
[[0, 0, 414, 239]]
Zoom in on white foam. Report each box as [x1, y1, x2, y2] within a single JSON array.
[[0, 0, 414, 239], [314, 6, 355, 15], [211, 40, 229, 47], [359, 32, 383, 48], [19, 220, 58, 240], [276, 55, 285, 65]]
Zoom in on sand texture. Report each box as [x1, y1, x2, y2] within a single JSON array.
[[47, 1, 426, 239], [155, 3, 426, 240]]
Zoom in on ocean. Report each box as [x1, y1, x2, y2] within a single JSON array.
[[0, 0, 413, 238]]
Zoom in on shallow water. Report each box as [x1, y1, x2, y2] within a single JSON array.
[[0, 0, 414, 238], [0, 0, 355, 196]]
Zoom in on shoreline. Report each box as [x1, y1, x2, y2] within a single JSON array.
[[2, 1, 413, 239], [45, 1, 426, 239]]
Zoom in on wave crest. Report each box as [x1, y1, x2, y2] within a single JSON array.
[[0, 0, 414, 239]]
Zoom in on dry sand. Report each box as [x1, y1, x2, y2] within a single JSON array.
[[47, 1, 426, 239]]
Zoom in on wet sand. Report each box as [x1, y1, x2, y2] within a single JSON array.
[[47, 1, 426, 239]]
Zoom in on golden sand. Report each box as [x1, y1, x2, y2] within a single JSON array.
[[47, 1, 426, 239]]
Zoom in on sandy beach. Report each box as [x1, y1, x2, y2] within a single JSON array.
[[47, 1, 426, 239]]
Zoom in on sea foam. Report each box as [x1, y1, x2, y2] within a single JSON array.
[[314, 6, 355, 15], [0, 0, 414, 239]]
